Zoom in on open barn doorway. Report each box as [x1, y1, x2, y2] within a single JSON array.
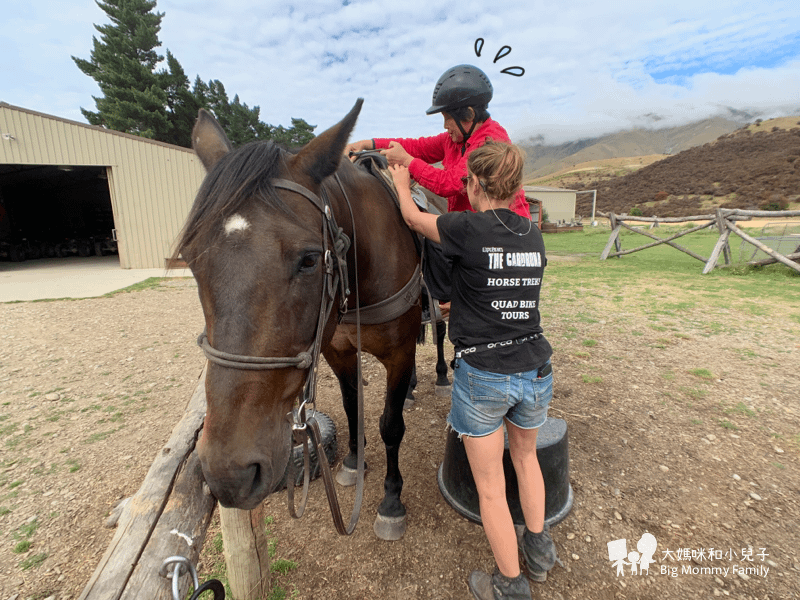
[[0, 164, 118, 266]]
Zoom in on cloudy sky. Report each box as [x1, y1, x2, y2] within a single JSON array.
[[4, 0, 800, 145]]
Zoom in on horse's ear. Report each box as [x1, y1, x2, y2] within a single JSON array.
[[192, 109, 233, 171], [292, 99, 363, 184]]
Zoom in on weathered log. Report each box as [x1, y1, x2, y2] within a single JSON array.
[[120, 451, 216, 600], [703, 228, 732, 274], [79, 367, 215, 600], [720, 251, 800, 268], [609, 219, 711, 262], [599, 213, 622, 260], [596, 211, 751, 223], [715, 209, 732, 267], [721, 208, 800, 218], [219, 504, 271, 599], [724, 221, 800, 274]]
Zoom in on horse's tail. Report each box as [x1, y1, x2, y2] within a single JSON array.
[[417, 323, 428, 345]]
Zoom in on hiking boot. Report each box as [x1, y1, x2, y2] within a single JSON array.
[[521, 523, 558, 582], [468, 569, 532, 600]]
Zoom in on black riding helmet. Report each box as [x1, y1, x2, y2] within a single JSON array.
[[426, 65, 493, 154], [426, 64, 493, 115]]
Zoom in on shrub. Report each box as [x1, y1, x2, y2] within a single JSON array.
[[654, 191, 669, 202], [629, 206, 643, 216], [760, 196, 789, 211]]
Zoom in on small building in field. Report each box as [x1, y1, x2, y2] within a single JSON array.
[[523, 185, 577, 224], [0, 102, 205, 269]]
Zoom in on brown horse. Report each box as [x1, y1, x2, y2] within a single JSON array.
[[176, 99, 420, 539]]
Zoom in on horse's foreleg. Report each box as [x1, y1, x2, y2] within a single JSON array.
[[322, 345, 367, 486], [374, 353, 413, 540]]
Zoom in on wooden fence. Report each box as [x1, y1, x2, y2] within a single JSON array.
[[78, 366, 271, 600], [599, 209, 800, 274]]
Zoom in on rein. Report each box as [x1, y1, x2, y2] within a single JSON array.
[[196, 173, 366, 536]]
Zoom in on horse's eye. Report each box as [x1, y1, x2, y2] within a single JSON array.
[[299, 253, 320, 272]]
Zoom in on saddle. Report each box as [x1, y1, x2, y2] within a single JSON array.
[[350, 151, 442, 215], [351, 151, 446, 325]]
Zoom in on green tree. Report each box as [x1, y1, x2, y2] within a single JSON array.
[[74, 0, 316, 147], [192, 78, 316, 147], [159, 50, 201, 147], [273, 118, 317, 147], [72, 0, 169, 139]]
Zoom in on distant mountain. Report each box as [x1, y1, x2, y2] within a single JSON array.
[[519, 117, 743, 180], [571, 119, 800, 218]]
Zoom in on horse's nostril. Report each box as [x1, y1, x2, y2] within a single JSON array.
[[249, 462, 262, 493]]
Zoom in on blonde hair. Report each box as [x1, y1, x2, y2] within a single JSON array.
[[467, 140, 526, 202]]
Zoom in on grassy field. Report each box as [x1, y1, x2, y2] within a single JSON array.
[[540, 225, 800, 326], [192, 225, 799, 599]]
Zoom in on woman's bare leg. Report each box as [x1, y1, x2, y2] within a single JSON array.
[[463, 428, 520, 577]]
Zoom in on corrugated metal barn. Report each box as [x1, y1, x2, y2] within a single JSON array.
[[523, 185, 577, 224], [0, 102, 205, 269]]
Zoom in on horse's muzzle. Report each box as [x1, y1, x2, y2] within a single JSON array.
[[198, 430, 291, 510]]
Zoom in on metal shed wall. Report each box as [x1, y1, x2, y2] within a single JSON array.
[[523, 186, 577, 224], [0, 103, 205, 268]]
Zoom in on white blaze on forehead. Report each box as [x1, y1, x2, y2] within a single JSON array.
[[224, 214, 250, 235]]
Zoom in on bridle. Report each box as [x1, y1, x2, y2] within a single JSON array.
[[197, 173, 366, 535]]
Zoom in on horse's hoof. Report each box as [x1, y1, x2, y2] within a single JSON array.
[[403, 396, 416, 410], [373, 513, 407, 541], [335, 463, 363, 487], [435, 384, 452, 397]]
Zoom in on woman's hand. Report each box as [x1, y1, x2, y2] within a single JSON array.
[[381, 141, 413, 167], [345, 139, 374, 160], [389, 164, 441, 242], [389, 164, 411, 190]]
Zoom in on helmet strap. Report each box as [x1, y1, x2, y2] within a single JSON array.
[[457, 119, 478, 156]]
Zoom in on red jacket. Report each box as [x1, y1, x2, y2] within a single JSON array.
[[374, 118, 530, 218]]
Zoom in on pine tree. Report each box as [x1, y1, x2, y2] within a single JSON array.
[[191, 78, 315, 147], [74, 0, 316, 147], [273, 118, 317, 147], [159, 50, 201, 147], [73, 0, 169, 139]]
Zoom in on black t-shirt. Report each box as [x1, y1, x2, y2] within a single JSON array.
[[437, 208, 553, 374]]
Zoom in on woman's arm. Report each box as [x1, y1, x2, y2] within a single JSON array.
[[389, 165, 441, 244]]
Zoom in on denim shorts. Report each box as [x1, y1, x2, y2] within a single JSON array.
[[447, 358, 553, 438]]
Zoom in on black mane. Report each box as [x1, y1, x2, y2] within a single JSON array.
[[174, 141, 292, 260]]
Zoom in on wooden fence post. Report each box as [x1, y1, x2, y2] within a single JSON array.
[[600, 213, 621, 260], [219, 504, 271, 599], [716, 209, 732, 266], [703, 210, 733, 274]]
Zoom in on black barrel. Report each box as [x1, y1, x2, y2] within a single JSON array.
[[437, 417, 572, 526]]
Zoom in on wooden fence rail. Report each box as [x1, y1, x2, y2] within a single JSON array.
[[78, 366, 273, 600], [78, 367, 214, 600], [599, 209, 800, 274]]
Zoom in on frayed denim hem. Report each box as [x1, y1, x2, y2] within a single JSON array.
[[445, 419, 503, 440]]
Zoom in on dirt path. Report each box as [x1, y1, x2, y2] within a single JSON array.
[[1, 277, 798, 599]]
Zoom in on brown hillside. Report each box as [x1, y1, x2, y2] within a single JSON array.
[[573, 123, 800, 218]]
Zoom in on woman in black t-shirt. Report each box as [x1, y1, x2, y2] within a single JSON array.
[[390, 142, 557, 600]]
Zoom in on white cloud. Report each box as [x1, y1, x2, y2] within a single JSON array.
[[4, 0, 799, 146]]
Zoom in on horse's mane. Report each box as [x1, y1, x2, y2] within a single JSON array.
[[174, 141, 293, 261]]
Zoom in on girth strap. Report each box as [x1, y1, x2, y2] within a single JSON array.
[[340, 264, 421, 325]]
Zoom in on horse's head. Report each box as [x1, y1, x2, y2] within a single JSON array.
[[178, 100, 363, 509]]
